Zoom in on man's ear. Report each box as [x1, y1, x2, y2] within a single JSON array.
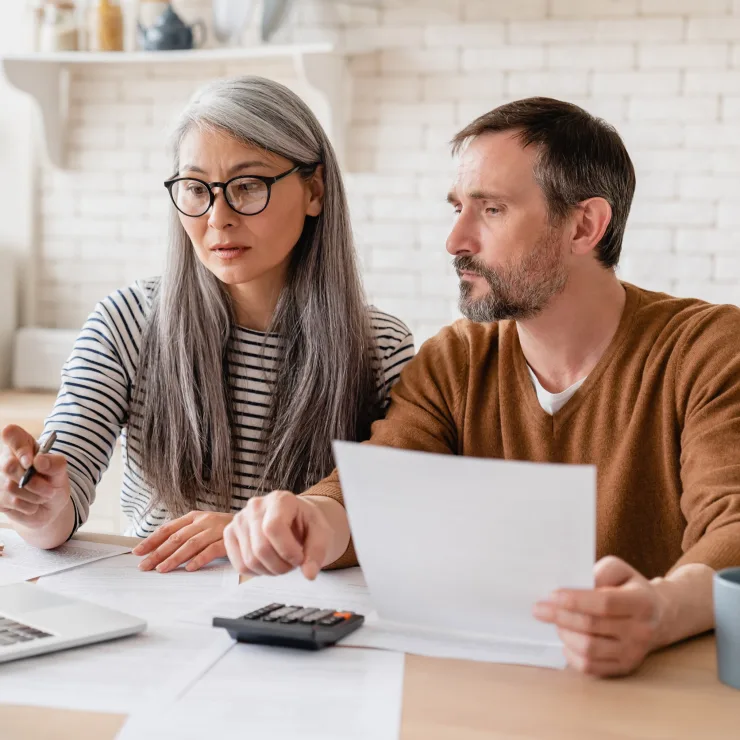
[[571, 197, 612, 257], [306, 165, 325, 217]]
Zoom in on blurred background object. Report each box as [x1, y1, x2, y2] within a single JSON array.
[[137, 1, 206, 50], [212, 0, 257, 46]]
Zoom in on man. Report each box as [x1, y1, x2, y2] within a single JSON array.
[[223, 98, 740, 677]]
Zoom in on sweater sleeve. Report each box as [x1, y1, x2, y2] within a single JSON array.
[[674, 305, 740, 571], [43, 285, 148, 536], [300, 322, 467, 568]]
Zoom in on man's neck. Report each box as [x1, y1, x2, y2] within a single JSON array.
[[516, 266, 626, 394]]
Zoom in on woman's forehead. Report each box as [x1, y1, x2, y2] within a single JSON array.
[[179, 127, 284, 169]]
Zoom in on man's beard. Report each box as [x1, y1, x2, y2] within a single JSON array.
[[454, 229, 568, 322]]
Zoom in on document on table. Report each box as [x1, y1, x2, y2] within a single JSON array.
[[37, 553, 240, 623], [332, 442, 597, 669], [0, 529, 130, 585], [0, 622, 234, 713], [183, 566, 374, 628], [117, 643, 405, 740]]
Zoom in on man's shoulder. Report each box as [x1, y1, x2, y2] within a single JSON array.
[[630, 282, 740, 341], [419, 317, 502, 358]]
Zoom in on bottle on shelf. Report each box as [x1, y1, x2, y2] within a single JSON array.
[[88, 0, 124, 51]]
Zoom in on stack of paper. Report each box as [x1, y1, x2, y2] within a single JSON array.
[[0, 529, 130, 585], [117, 644, 405, 740]]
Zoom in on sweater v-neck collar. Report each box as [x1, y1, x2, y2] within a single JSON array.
[[508, 282, 644, 430]]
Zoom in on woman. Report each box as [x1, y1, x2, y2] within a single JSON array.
[[0, 77, 414, 573]]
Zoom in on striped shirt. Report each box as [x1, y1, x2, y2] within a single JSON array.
[[43, 279, 415, 538]]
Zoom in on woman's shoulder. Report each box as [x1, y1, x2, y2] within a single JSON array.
[[367, 306, 415, 364], [94, 277, 161, 325]]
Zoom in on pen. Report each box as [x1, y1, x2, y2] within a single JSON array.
[[19, 431, 57, 489]]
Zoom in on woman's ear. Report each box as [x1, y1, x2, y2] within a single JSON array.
[[305, 165, 325, 217]]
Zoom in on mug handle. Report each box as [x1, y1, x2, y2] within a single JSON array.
[[191, 19, 207, 49]]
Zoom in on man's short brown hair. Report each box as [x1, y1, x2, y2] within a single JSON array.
[[451, 97, 636, 269]]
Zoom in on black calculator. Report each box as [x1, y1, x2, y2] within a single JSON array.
[[212, 603, 365, 650]]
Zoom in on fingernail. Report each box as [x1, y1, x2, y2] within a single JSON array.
[[303, 560, 319, 580], [533, 603, 553, 620], [156, 564, 168, 573], [185, 563, 196, 572], [139, 560, 152, 571], [20, 455, 32, 468]]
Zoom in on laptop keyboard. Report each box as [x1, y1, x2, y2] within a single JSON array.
[[0, 616, 53, 647]]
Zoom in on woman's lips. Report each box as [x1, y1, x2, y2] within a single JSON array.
[[210, 246, 250, 260]]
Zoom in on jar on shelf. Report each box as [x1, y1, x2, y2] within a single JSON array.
[[38, 1, 79, 52], [88, 0, 124, 51]]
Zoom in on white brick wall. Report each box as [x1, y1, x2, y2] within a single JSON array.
[[29, 0, 740, 346]]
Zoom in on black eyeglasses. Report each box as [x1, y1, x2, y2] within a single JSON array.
[[164, 165, 307, 218]]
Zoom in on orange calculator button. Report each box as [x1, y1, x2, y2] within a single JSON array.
[[333, 612, 353, 620]]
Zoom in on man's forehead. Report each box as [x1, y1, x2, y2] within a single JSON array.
[[450, 131, 538, 194]]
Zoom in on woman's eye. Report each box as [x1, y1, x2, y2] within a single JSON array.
[[237, 182, 260, 193], [187, 184, 206, 195]]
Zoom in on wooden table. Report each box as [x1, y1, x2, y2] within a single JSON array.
[[1, 528, 738, 740]]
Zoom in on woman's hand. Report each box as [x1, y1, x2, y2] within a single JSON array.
[[224, 491, 334, 580], [133, 511, 234, 573], [0, 425, 72, 530]]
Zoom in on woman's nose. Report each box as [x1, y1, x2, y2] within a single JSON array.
[[207, 189, 237, 230]]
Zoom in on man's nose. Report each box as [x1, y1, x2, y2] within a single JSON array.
[[446, 210, 480, 257]]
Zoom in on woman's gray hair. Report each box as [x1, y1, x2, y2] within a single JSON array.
[[130, 76, 381, 517]]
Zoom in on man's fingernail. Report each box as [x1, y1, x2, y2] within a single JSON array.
[[533, 602, 553, 620]]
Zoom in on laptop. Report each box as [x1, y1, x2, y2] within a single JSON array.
[[0, 582, 146, 664]]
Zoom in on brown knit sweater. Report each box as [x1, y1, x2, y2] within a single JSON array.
[[302, 283, 740, 576]]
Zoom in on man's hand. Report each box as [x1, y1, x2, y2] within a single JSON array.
[[223, 491, 333, 580], [533, 556, 667, 677], [133, 511, 234, 573]]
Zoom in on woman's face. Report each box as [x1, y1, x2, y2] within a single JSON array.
[[175, 127, 324, 290]]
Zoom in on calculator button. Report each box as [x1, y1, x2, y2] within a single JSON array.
[[242, 603, 284, 620], [299, 609, 335, 624], [262, 606, 303, 622], [317, 616, 344, 626], [278, 607, 321, 624]]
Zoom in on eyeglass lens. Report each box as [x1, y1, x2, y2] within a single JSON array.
[[171, 177, 269, 217]]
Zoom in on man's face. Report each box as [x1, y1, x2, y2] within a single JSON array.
[[446, 131, 569, 322]]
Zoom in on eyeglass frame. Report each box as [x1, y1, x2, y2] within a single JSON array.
[[163, 164, 315, 218]]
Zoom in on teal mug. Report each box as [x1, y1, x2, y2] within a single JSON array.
[[714, 567, 740, 690]]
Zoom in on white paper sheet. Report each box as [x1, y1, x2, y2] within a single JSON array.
[[0, 529, 130, 585], [189, 568, 564, 668], [117, 643, 405, 740], [0, 622, 234, 713], [37, 554, 239, 623], [332, 442, 597, 668]]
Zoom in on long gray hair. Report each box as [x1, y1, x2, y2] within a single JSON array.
[[130, 76, 381, 517]]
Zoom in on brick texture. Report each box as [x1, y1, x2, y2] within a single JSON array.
[[28, 0, 740, 343]]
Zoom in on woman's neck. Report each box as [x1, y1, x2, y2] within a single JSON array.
[[227, 270, 286, 332]]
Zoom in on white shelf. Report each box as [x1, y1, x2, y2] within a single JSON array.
[[2, 43, 334, 65], [1, 43, 347, 169]]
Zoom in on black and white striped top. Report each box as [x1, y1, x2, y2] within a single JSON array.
[[43, 279, 415, 538]]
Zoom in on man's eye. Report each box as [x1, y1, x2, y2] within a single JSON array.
[[486, 207, 500, 215]]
